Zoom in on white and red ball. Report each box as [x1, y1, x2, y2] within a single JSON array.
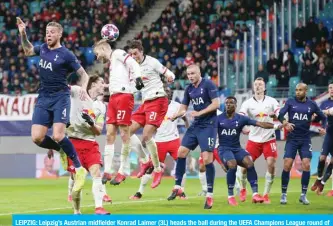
[[101, 24, 119, 42]]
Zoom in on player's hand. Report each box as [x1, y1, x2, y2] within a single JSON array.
[[323, 109, 330, 116], [311, 113, 317, 121], [81, 112, 95, 126], [16, 17, 26, 34], [283, 122, 295, 132], [190, 111, 201, 117], [47, 149, 54, 159], [269, 112, 277, 119], [166, 75, 174, 83], [78, 87, 88, 100], [135, 77, 144, 90], [318, 128, 326, 136]]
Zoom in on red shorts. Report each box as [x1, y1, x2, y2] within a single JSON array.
[[246, 139, 277, 161], [106, 93, 134, 126], [67, 138, 102, 173], [156, 138, 180, 162], [199, 148, 222, 165], [131, 97, 168, 128]]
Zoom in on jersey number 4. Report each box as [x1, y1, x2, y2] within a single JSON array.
[[117, 110, 126, 120]]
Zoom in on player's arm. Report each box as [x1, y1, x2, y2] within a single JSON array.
[[76, 67, 89, 90], [117, 50, 144, 90], [171, 86, 190, 121], [246, 117, 281, 130], [154, 59, 175, 83], [277, 99, 290, 125], [181, 115, 190, 128], [194, 97, 219, 117], [270, 98, 281, 119], [314, 103, 327, 135], [17, 17, 35, 56]]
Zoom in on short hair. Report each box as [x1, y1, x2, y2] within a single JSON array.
[[186, 64, 200, 71], [87, 74, 101, 92], [93, 39, 110, 49], [129, 40, 143, 51], [255, 77, 265, 82], [226, 96, 237, 103], [46, 22, 63, 33]]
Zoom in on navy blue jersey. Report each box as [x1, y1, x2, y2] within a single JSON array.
[[34, 43, 81, 93], [320, 98, 333, 129], [182, 79, 218, 125], [217, 113, 257, 149], [278, 97, 326, 140]]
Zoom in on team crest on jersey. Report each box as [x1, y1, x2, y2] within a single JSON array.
[[293, 113, 308, 120], [235, 121, 239, 127], [54, 54, 59, 61], [39, 59, 53, 71], [308, 107, 311, 113]]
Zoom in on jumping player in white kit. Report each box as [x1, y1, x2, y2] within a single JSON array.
[[129, 86, 189, 199], [92, 39, 144, 186], [237, 77, 280, 204], [111, 40, 176, 189], [65, 75, 110, 215]]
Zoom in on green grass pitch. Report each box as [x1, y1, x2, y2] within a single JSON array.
[[0, 177, 332, 226]]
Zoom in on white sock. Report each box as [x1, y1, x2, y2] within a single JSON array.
[[118, 143, 131, 175], [102, 184, 107, 196], [92, 177, 104, 208], [199, 172, 207, 191], [237, 167, 247, 189], [68, 176, 74, 196], [181, 173, 186, 192], [145, 138, 161, 172], [131, 134, 149, 163], [263, 171, 274, 195], [103, 144, 114, 174], [206, 192, 213, 198], [138, 174, 152, 194]]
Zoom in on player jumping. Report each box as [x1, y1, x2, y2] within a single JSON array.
[[17, 18, 89, 192], [167, 64, 219, 209], [278, 83, 326, 205], [66, 75, 110, 214], [311, 82, 333, 196], [110, 40, 176, 188], [92, 40, 144, 186], [129, 86, 189, 199], [237, 77, 281, 204], [217, 96, 283, 206]]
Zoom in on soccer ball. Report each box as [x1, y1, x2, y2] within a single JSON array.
[[101, 24, 119, 42]]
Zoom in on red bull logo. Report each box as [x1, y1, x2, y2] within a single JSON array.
[[255, 112, 268, 118], [82, 109, 96, 119]]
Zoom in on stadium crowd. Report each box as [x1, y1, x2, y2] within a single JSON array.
[[1, 0, 333, 95]]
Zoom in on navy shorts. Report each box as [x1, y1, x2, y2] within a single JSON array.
[[181, 124, 216, 152], [32, 92, 70, 128], [284, 139, 312, 159], [321, 133, 333, 156], [218, 148, 250, 167]]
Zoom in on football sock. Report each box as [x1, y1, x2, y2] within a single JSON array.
[[199, 171, 208, 191], [131, 134, 149, 163], [59, 137, 81, 168], [39, 135, 60, 151], [92, 177, 104, 208], [263, 171, 274, 195], [103, 144, 114, 174], [205, 162, 215, 193], [301, 171, 310, 195], [247, 166, 258, 194], [281, 170, 290, 194], [323, 163, 333, 183], [227, 167, 237, 196], [317, 159, 326, 179], [175, 158, 186, 186], [138, 174, 152, 194], [145, 138, 161, 172]]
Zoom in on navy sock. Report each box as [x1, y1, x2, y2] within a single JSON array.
[[175, 158, 186, 186], [38, 135, 60, 151], [205, 162, 215, 193], [323, 163, 333, 183], [301, 171, 310, 195], [59, 137, 81, 168], [227, 167, 237, 196], [247, 166, 258, 193], [317, 159, 326, 178], [281, 170, 290, 194]]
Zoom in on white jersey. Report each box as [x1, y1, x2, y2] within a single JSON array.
[[239, 96, 280, 143], [140, 55, 167, 101], [108, 49, 141, 95], [155, 100, 181, 142], [67, 86, 106, 141]]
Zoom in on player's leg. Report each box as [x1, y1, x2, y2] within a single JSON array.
[[68, 173, 74, 202], [298, 141, 312, 205], [239, 150, 263, 204], [130, 133, 150, 165], [198, 156, 208, 196], [221, 150, 238, 206], [318, 158, 333, 195], [280, 140, 298, 204], [311, 134, 331, 192], [198, 127, 217, 209], [325, 156, 333, 196], [262, 140, 278, 204]]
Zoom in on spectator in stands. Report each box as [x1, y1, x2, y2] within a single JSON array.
[[316, 63, 330, 87], [317, 22, 329, 41], [279, 44, 294, 66], [323, 43, 333, 59], [266, 53, 279, 76], [301, 60, 316, 85], [255, 64, 269, 83], [299, 45, 318, 65], [305, 17, 318, 41], [276, 65, 290, 88], [284, 53, 298, 77]]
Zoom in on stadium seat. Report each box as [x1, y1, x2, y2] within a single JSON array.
[[209, 14, 218, 23], [0, 16, 3, 22], [84, 48, 95, 66], [308, 85, 316, 97], [214, 1, 223, 9]]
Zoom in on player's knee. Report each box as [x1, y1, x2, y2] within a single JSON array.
[[301, 160, 311, 171], [199, 164, 206, 172], [227, 161, 237, 169], [89, 165, 101, 178], [53, 133, 65, 142], [283, 161, 293, 171], [320, 155, 327, 162], [31, 135, 44, 145], [177, 147, 189, 158]]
